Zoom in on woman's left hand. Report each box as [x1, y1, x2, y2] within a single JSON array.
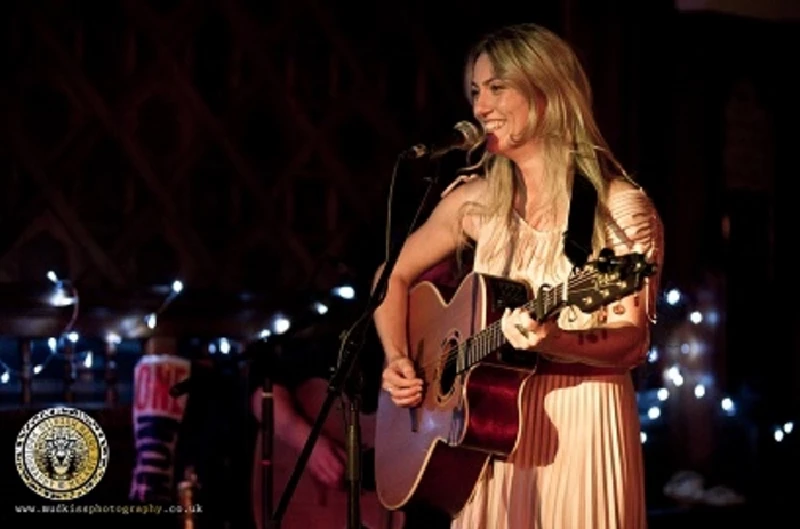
[[501, 307, 558, 351]]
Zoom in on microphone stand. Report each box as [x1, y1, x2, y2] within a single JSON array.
[[269, 153, 445, 529]]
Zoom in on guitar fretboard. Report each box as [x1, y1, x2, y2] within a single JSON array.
[[456, 280, 570, 373], [448, 252, 655, 375]]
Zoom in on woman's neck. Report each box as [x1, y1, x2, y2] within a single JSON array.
[[513, 157, 568, 231]]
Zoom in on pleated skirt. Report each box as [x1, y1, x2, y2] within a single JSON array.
[[451, 373, 647, 529]]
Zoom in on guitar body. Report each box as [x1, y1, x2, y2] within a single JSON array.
[[374, 252, 658, 517], [374, 272, 537, 516]]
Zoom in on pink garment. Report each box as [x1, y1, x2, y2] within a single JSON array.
[[451, 187, 663, 529]]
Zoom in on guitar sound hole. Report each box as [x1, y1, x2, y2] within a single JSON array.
[[439, 338, 458, 397]]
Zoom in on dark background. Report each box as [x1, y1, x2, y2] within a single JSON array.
[[1, 0, 799, 527]]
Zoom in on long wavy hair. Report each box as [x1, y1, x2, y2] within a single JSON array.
[[460, 23, 632, 268]]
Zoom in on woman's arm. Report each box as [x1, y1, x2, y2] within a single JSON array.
[[373, 179, 485, 363], [504, 181, 664, 368], [373, 179, 485, 406], [505, 308, 650, 368]]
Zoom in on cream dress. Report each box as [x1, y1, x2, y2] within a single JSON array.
[[450, 182, 663, 529]]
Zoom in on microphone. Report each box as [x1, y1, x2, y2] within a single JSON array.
[[403, 120, 483, 159]]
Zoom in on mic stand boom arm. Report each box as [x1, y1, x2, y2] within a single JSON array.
[[269, 154, 444, 529]]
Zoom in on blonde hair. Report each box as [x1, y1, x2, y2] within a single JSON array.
[[461, 23, 632, 266]]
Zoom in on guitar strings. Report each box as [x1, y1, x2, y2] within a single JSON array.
[[404, 253, 654, 382], [413, 273, 601, 375]]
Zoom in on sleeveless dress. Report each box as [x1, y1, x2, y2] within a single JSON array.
[[450, 185, 663, 529]]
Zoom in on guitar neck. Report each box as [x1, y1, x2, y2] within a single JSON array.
[[453, 251, 656, 375], [457, 281, 568, 374]]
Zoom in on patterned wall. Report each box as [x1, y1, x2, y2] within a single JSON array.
[[5, 0, 563, 301], [3, 0, 695, 321]]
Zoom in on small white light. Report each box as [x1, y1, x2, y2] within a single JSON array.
[[33, 365, 43, 375], [106, 332, 122, 345], [694, 384, 706, 399], [774, 428, 784, 442], [640, 432, 648, 443], [273, 315, 291, 334], [172, 280, 184, 293], [657, 388, 669, 401], [47, 271, 58, 283], [145, 313, 157, 329], [665, 365, 684, 387], [721, 397, 736, 415], [314, 302, 329, 315], [47, 338, 57, 352], [689, 311, 703, 324], [219, 338, 231, 354], [67, 332, 79, 343], [0, 371, 9, 384], [259, 329, 271, 339], [647, 348, 659, 363], [83, 352, 93, 369], [647, 406, 661, 420], [666, 365, 680, 379], [49, 287, 76, 307], [665, 289, 681, 305], [332, 285, 355, 300], [784, 422, 794, 434]]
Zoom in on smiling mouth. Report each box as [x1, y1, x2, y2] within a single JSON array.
[[483, 120, 505, 133]]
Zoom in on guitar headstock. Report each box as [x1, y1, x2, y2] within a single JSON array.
[[567, 249, 658, 314]]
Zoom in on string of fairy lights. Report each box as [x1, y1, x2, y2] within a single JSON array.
[[0, 271, 185, 384], [0, 272, 357, 385], [637, 286, 794, 445], [0, 272, 794, 446]]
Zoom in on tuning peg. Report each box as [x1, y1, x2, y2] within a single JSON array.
[[598, 247, 615, 259], [596, 248, 617, 273]]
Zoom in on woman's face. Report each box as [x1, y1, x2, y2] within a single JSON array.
[[470, 53, 532, 156]]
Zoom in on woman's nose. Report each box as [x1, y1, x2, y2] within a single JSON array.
[[472, 90, 491, 118]]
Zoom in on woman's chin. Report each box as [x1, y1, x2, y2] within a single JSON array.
[[485, 134, 501, 154]]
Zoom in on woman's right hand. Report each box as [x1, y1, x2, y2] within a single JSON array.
[[381, 357, 424, 407]]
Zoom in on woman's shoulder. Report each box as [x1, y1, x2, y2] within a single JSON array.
[[440, 173, 488, 202], [433, 173, 488, 241], [607, 176, 641, 197], [606, 177, 658, 215], [603, 176, 663, 256]]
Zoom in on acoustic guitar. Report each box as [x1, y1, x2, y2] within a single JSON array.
[[373, 250, 657, 516]]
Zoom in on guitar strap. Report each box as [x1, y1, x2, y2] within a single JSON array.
[[563, 168, 597, 268]]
